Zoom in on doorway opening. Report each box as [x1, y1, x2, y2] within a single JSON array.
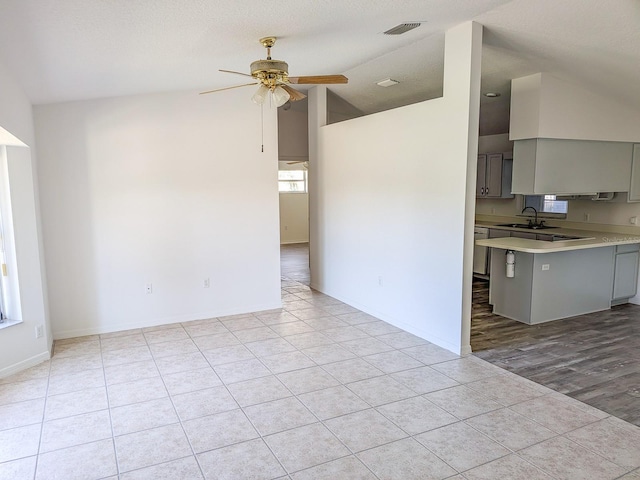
[[277, 98, 310, 287]]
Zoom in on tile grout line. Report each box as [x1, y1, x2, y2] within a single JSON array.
[[194, 313, 294, 479], [141, 324, 209, 480], [99, 333, 120, 479], [31, 355, 52, 480]]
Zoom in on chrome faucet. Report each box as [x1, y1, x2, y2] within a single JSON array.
[[521, 206, 538, 227]]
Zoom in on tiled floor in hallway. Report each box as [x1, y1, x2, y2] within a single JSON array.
[[1, 278, 640, 479]]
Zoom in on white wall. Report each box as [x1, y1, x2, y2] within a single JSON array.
[[478, 133, 513, 154], [279, 192, 309, 244], [35, 88, 281, 339], [327, 90, 364, 125], [311, 22, 482, 354], [0, 61, 51, 377], [278, 102, 308, 162], [510, 73, 640, 142]]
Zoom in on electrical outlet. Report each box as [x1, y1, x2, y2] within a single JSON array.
[[35, 325, 43, 339], [542, 264, 550, 271], [145, 283, 153, 294], [204, 278, 210, 288], [630, 216, 638, 225]]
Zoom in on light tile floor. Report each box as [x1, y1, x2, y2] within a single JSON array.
[[1, 279, 640, 479]]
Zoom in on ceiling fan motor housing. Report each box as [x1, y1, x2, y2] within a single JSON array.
[[251, 59, 289, 87]]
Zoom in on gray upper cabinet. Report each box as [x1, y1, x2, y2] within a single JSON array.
[[477, 153, 514, 198], [512, 139, 633, 195]]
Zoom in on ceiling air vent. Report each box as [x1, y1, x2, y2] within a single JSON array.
[[384, 23, 421, 35]]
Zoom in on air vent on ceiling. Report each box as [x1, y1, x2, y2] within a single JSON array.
[[384, 23, 421, 35]]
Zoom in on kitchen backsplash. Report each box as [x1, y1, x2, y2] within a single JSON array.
[[476, 195, 640, 234]]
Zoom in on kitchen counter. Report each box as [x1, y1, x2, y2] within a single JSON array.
[[475, 221, 640, 253], [475, 221, 640, 325]]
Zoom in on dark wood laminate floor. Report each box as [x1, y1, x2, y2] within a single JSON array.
[[279, 244, 640, 426], [472, 278, 640, 426]]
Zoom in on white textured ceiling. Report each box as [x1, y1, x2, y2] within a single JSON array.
[[0, 0, 639, 135]]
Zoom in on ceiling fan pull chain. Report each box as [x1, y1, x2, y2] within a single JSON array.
[[261, 103, 264, 153]]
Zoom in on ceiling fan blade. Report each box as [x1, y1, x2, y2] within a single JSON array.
[[280, 85, 307, 102], [288, 75, 348, 85], [199, 82, 258, 95], [219, 69, 254, 78]]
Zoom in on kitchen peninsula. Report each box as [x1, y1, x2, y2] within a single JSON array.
[[476, 223, 640, 325]]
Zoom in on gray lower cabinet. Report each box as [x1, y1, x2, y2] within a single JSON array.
[[489, 246, 616, 324], [612, 244, 640, 303]]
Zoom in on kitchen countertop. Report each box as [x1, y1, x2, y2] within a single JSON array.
[[475, 221, 640, 253]]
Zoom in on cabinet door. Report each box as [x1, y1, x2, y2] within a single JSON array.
[[612, 251, 640, 300], [485, 153, 503, 197], [476, 155, 487, 197]]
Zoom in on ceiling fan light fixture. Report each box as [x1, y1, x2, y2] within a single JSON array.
[[251, 85, 269, 104], [272, 85, 291, 107]]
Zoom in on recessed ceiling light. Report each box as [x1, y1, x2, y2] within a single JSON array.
[[484, 92, 501, 98], [376, 78, 399, 87]]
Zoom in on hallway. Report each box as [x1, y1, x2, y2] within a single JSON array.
[[280, 243, 310, 286]]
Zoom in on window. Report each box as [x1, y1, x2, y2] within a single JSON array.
[[278, 170, 307, 193], [0, 144, 22, 329], [524, 194, 568, 215]]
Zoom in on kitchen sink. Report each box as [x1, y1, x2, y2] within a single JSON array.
[[547, 234, 593, 242], [495, 223, 558, 230]]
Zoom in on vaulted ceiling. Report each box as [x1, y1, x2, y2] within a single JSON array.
[[0, 0, 638, 135]]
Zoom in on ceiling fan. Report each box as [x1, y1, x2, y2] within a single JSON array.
[[200, 37, 348, 107]]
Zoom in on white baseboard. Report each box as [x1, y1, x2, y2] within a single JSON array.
[[0, 350, 51, 379], [308, 283, 465, 356], [52, 301, 283, 340]]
